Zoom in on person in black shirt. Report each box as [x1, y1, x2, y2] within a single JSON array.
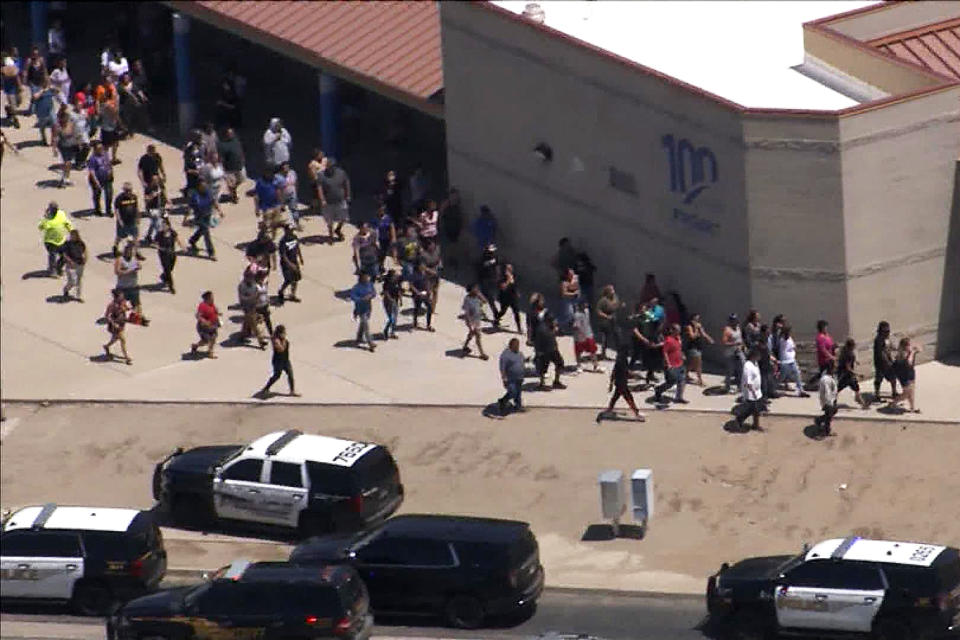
[[534, 316, 565, 390], [598, 351, 644, 422], [61, 229, 87, 302], [141, 174, 165, 245], [494, 262, 522, 333], [245, 226, 277, 272], [837, 338, 868, 409], [156, 216, 183, 294], [137, 144, 165, 189], [381, 269, 401, 339], [217, 127, 245, 203], [478, 243, 500, 320], [182, 129, 203, 202], [276, 225, 304, 304], [113, 182, 140, 256], [872, 321, 897, 402], [575, 251, 596, 312]]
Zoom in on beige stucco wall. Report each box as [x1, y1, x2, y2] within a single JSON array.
[[441, 2, 750, 335], [439, 2, 959, 359], [839, 87, 960, 355], [742, 115, 849, 343]]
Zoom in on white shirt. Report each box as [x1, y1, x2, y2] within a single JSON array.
[[49, 67, 71, 102], [819, 373, 838, 408], [741, 360, 762, 401], [573, 310, 593, 342], [779, 337, 797, 365], [263, 127, 291, 166], [107, 57, 129, 79]]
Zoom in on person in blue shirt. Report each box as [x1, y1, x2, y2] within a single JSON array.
[[254, 168, 282, 237], [33, 80, 60, 146], [187, 180, 223, 260], [350, 273, 376, 352]]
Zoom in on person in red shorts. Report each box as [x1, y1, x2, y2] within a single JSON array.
[[654, 324, 687, 404], [572, 301, 602, 373], [190, 290, 220, 358]]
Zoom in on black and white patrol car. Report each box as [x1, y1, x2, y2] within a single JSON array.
[[1, 504, 167, 615], [707, 536, 960, 639], [153, 430, 403, 536]]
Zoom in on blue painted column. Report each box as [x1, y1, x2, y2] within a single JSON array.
[[318, 70, 340, 161], [172, 12, 196, 136], [30, 1, 48, 52]]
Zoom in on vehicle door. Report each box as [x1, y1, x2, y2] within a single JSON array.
[[192, 582, 253, 640], [777, 560, 884, 632], [261, 460, 308, 528], [0, 531, 83, 600], [353, 534, 416, 612], [212, 458, 270, 524]]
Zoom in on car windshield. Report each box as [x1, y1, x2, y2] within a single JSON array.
[[219, 446, 245, 466], [348, 523, 386, 553], [777, 551, 807, 577]]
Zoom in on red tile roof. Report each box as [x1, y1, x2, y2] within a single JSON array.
[[870, 19, 960, 81], [171, 1, 443, 113]]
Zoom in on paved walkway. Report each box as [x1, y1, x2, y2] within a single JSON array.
[[2, 121, 958, 422]]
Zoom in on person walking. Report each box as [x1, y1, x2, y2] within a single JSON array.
[[597, 351, 644, 423], [534, 315, 565, 389], [2, 54, 22, 128], [478, 243, 500, 321], [498, 337, 526, 415], [809, 319, 836, 388], [409, 262, 434, 332], [137, 143, 166, 196], [254, 271, 273, 336], [683, 313, 713, 385], [319, 158, 351, 242], [721, 313, 744, 394], [815, 360, 839, 437], [495, 263, 523, 334], [114, 242, 146, 324], [350, 273, 377, 352], [155, 216, 182, 294], [38, 202, 73, 276], [381, 269, 401, 339], [33, 80, 59, 147], [420, 238, 442, 315], [61, 229, 86, 301], [572, 301, 602, 373], [276, 161, 299, 228], [559, 268, 581, 332], [352, 222, 379, 280], [238, 271, 267, 348], [113, 182, 140, 256], [141, 174, 165, 246], [415, 200, 439, 243], [375, 204, 397, 276], [381, 169, 403, 228], [51, 106, 79, 186], [201, 150, 226, 206], [776, 325, 809, 398], [87, 141, 114, 216], [103, 288, 132, 364], [49, 57, 71, 104], [182, 129, 203, 203], [742, 310, 762, 351], [256, 325, 299, 398], [276, 224, 304, 304], [190, 291, 220, 358], [461, 284, 490, 360], [217, 127, 245, 203], [892, 338, 920, 413], [595, 285, 620, 360], [654, 324, 687, 404], [307, 148, 327, 216], [734, 348, 763, 431], [187, 180, 222, 260], [262, 117, 291, 171], [872, 321, 898, 402], [836, 338, 868, 409], [640, 298, 665, 384], [757, 324, 778, 407]]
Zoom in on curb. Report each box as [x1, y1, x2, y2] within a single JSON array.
[[164, 567, 704, 599], [3, 398, 958, 426]]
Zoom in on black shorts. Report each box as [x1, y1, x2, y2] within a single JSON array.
[[536, 349, 564, 375], [101, 128, 120, 146], [121, 286, 140, 307], [838, 372, 860, 393], [58, 144, 78, 162], [281, 266, 301, 283]]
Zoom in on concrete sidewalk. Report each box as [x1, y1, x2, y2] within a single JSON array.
[[2, 120, 958, 423]]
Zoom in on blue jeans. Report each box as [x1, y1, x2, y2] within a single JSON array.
[[383, 300, 398, 338], [725, 351, 744, 390], [356, 312, 372, 345], [500, 378, 523, 408], [656, 366, 686, 401], [143, 210, 162, 244], [188, 221, 214, 256]]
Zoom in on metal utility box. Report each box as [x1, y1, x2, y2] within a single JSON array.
[[631, 468, 654, 524], [598, 470, 626, 534]]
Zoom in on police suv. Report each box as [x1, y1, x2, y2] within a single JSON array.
[[707, 536, 960, 639], [1, 504, 167, 615], [153, 430, 404, 536]]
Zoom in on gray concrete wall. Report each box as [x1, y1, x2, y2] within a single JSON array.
[[839, 88, 960, 356], [440, 2, 750, 335], [743, 115, 849, 344]]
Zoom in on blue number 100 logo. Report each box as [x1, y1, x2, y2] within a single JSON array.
[[661, 134, 718, 204]]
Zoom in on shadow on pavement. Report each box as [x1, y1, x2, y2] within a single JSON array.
[[21, 269, 53, 279], [45, 294, 71, 304], [70, 207, 101, 219], [722, 419, 751, 434], [375, 602, 536, 630], [15, 139, 46, 150], [802, 423, 827, 441], [581, 523, 645, 541], [35, 178, 64, 189]]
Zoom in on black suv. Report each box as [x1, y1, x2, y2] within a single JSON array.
[[1, 504, 167, 615], [707, 536, 960, 639], [108, 560, 372, 640], [152, 430, 403, 536], [290, 514, 545, 628]]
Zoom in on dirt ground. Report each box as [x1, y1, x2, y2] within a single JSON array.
[[1, 402, 958, 593]]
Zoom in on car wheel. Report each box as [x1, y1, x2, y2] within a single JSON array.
[[730, 609, 772, 640], [72, 582, 115, 616], [873, 618, 913, 640], [445, 594, 485, 629]]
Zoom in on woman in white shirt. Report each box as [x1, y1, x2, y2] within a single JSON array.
[[49, 58, 71, 104], [776, 326, 809, 397], [201, 151, 226, 205]]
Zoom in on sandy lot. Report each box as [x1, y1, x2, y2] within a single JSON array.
[[1, 402, 958, 593]]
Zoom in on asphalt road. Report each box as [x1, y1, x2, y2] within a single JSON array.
[[0, 588, 709, 640]]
